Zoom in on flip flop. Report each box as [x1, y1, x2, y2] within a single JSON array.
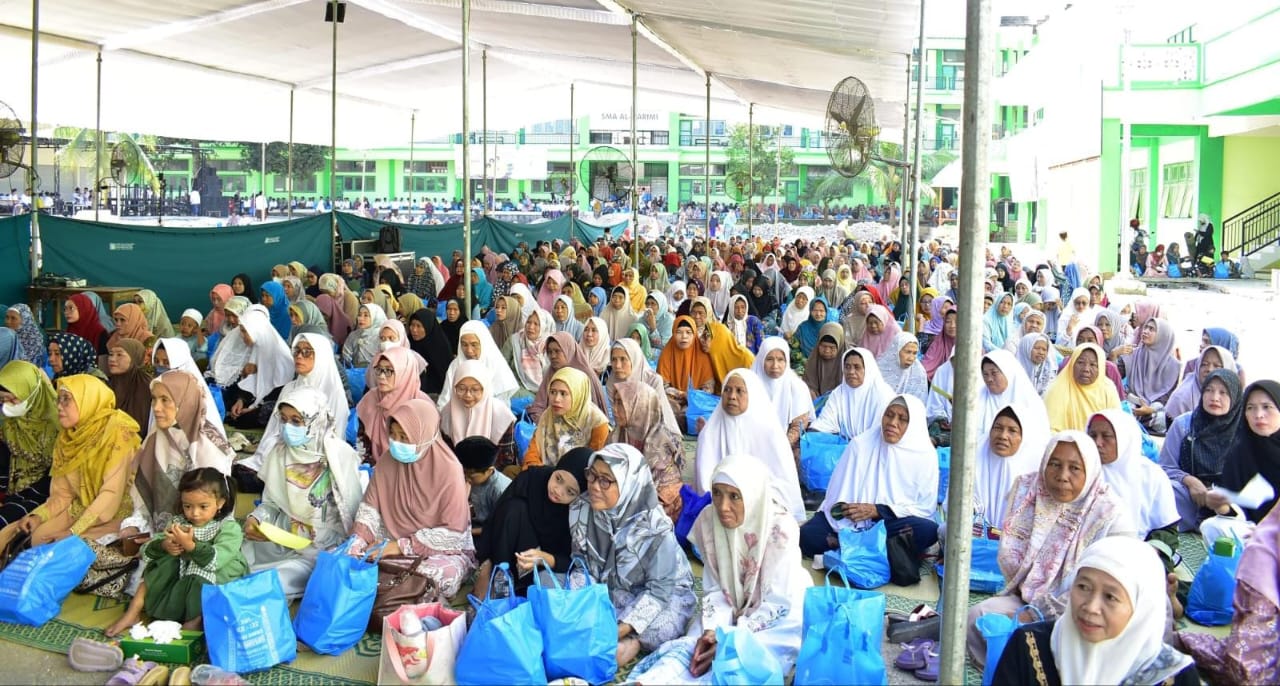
[[892, 638, 935, 671], [169, 666, 192, 686], [68, 637, 123, 672], [914, 650, 941, 682], [105, 656, 169, 686]]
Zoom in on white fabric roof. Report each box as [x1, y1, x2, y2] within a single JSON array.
[[0, 0, 921, 147]]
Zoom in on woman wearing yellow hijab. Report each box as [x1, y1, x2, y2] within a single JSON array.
[[703, 319, 756, 393], [6, 374, 141, 545], [523, 367, 610, 469], [623, 267, 648, 313], [1042, 343, 1121, 431]]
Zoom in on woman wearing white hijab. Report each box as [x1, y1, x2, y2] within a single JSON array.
[[990, 537, 1198, 685], [706, 270, 734, 321], [507, 282, 537, 319], [801, 395, 939, 557], [955, 405, 1048, 534], [694, 369, 804, 520], [239, 332, 349, 473], [666, 280, 688, 314], [808, 348, 894, 439], [340, 303, 387, 369], [437, 320, 519, 408], [1055, 287, 1095, 348], [628, 455, 812, 684], [150, 337, 225, 439], [219, 308, 296, 429], [579, 316, 612, 377], [1089, 409, 1179, 541], [505, 308, 553, 395], [779, 286, 813, 339], [978, 350, 1050, 443], [752, 337, 815, 445]]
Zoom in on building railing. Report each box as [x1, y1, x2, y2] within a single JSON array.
[[1223, 191, 1280, 258]]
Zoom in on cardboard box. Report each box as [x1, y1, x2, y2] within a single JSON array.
[[119, 630, 205, 664]]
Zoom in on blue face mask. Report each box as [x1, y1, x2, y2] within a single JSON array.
[[282, 423, 309, 447], [388, 440, 420, 464], [153, 365, 169, 375]]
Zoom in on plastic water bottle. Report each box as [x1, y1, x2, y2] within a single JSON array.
[[395, 607, 430, 678]]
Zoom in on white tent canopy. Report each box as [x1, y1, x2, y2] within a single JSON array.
[[1, 0, 921, 147]]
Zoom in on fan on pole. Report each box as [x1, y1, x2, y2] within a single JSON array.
[[577, 145, 633, 204], [109, 141, 147, 187], [825, 76, 909, 177], [0, 100, 35, 184]]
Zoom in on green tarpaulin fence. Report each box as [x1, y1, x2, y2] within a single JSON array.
[[0, 216, 32, 309], [336, 213, 623, 255]]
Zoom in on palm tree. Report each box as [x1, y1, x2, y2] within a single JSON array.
[[802, 144, 956, 219], [53, 127, 163, 193]]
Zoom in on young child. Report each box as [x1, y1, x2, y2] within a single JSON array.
[[106, 468, 248, 637], [454, 437, 510, 538], [178, 309, 208, 362]]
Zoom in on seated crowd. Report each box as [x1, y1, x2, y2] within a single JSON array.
[[0, 235, 1272, 685]]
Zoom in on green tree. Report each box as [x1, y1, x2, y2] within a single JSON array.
[[724, 124, 794, 209], [238, 141, 329, 191], [53, 128, 163, 192], [801, 142, 956, 220]]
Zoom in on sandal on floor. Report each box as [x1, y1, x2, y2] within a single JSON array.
[[190, 664, 252, 686], [914, 650, 941, 682], [893, 638, 935, 671], [105, 656, 169, 686], [169, 666, 192, 686], [67, 637, 123, 672]]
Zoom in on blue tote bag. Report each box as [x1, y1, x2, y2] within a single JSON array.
[[711, 626, 784, 686], [976, 605, 1042, 686], [0, 536, 95, 626], [821, 521, 890, 589], [674, 484, 712, 548], [513, 413, 536, 461], [935, 525, 1004, 594], [456, 563, 547, 686], [685, 388, 719, 436], [203, 569, 297, 674], [293, 538, 383, 655], [1186, 535, 1243, 626], [794, 593, 888, 685], [799, 432, 847, 490], [802, 569, 884, 637], [528, 558, 618, 684]]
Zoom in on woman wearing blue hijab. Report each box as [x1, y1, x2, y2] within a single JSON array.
[[0, 328, 23, 368], [982, 292, 1015, 353], [471, 268, 494, 316], [794, 296, 835, 358], [589, 286, 609, 317], [259, 280, 292, 341]]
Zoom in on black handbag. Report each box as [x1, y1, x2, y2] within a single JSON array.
[[369, 555, 442, 633], [75, 540, 140, 600], [887, 529, 921, 586], [0, 530, 31, 571]]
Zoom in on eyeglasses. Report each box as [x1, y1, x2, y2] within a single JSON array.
[[56, 392, 75, 407], [585, 471, 616, 490], [292, 347, 315, 358], [453, 384, 484, 397], [373, 366, 396, 378]]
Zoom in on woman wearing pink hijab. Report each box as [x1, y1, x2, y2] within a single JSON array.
[[536, 269, 565, 312], [355, 347, 430, 463], [861, 304, 902, 358], [206, 284, 234, 334]]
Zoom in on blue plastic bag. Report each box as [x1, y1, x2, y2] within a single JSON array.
[[203, 569, 297, 673], [1186, 535, 1243, 626], [801, 569, 884, 637], [935, 535, 1004, 594], [685, 388, 719, 436], [812, 391, 831, 416], [509, 395, 534, 418], [711, 626, 784, 686], [293, 538, 382, 655], [675, 484, 712, 548], [799, 432, 847, 490], [514, 414, 536, 461], [345, 366, 367, 402], [1214, 261, 1230, 279], [821, 521, 890, 589], [207, 381, 226, 421], [0, 536, 95, 626], [457, 564, 547, 685], [976, 605, 1042, 686], [794, 590, 888, 685], [936, 447, 951, 504], [1168, 262, 1182, 278], [344, 410, 359, 447], [528, 558, 618, 683]]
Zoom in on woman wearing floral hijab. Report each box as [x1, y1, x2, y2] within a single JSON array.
[[48, 332, 101, 380], [0, 361, 59, 528], [507, 308, 553, 395], [609, 380, 685, 521], [523, 367, 610, 468]]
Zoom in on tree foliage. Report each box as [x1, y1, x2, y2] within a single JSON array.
[[724, 124, 795, 207], [238, 141, 329, 181], [801, 141, 956, 219], [52, 128, 162, 192]]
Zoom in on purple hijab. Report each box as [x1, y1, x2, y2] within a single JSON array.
[[922, 296, 954, 336], [1127, 318, 1181, 405]]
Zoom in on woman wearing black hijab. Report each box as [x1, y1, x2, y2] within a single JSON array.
[[473, 447, 591, 596], [231, 272, 257, 304], [407, 308, 452, 395], [1219, 379, 1280, 523], [439, 298, 469, 353]]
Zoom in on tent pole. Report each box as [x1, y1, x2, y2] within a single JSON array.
[[704, 71, 710, 241], [408, 110, 415, 211], [461, 0, 472, 316], [260, 141, 266, 199], [940, 0, 994, 681], [630, 12, 638, 266], [482, 49, 487, 216], [94, 49, 101, 222], [747, 102, 753, 239], [29, 0, 41, 282], [329, 0, 338, 260], [287, 88, 294, 220], [909, 0, 928, 333], [901, 59, 911, 263], [568, 82, 574, 209]]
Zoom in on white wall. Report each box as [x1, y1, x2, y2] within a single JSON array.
[[1046, 158, 1103, 273]]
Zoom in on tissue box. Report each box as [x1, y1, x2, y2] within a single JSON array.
[[119, 631, 205, 664]]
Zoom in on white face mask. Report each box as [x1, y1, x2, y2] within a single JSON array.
[[380, 340, 397, 351], [2, 396, 30, 418], [272, 277, 284, 284]]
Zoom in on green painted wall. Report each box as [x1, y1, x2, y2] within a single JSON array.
[[1099, 119, 1122, 272], [1196, 131, 1224, 249], [1222, 135, 1280, 218]]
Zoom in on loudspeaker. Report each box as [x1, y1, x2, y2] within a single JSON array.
[[324, 1, 346, 23], [378, 225, 401, 253]]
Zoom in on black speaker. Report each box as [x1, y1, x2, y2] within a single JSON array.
[[378, 225, 401, 253], [324, 1, 346, 23]]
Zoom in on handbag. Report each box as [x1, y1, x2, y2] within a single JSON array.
[[0, 530, 31, 571], [528, 557, 618, 684], [294, 538, 384, 655], [799, 432, 847, 490], [456, 563, 546, 685], [1186, 534, 1243, 626], [75, 540, 140, 600], [886, 529, 920, 586], [795, 590, 888, 685], [202, 569, 298, 674], [711, 626, 784, 686], [370, 555, 443, 634], [976, 604, 1042, 686], [821, 521, 890, 589], [376, 603, 467, 685], [0, 535, 96, 626]]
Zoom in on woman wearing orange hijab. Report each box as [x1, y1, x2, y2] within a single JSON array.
[[657, 316, 715, 432]]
